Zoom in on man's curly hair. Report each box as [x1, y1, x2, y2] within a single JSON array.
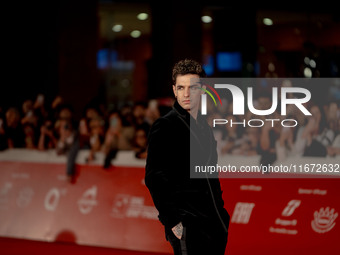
[[172, 59, 206, 85]]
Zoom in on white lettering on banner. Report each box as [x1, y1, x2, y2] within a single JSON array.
[[311, 207, 338, 234], [231, 202, 255, 224], [45, 188, 60, 211], [44, 188, 67, 211], [275, 218, 297, 226], [282, 200, 301, 217], [78, 185, 98, 215], [313, 189, 327, 195], [57, 174, 68, 181], [0, 182, 12, 195], [11, 173, 30, 179], [111, 194, 129, 218], [0, 182, 12, 210], [269, 200, 300, 234], [240, 185, 262, 191], [269, 227, 298, 235], [110, 194, 158, 220], [16, 187, 34, 208], [298, 188, 327, 195]]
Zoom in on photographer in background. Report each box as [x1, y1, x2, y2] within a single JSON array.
[[54, 105, 76, 156], [37, 118, 57, 151], [5, 107, 25, 149]]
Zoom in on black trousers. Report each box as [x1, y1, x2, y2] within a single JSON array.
[[165, 224, 228, 255]]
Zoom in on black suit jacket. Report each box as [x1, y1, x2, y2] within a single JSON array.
[[145, 101, 230, 233]]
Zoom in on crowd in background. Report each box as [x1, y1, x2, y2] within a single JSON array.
[[0, 94, 164, 167], [208, 82, 340, 165], [0, 88, 339, 169]]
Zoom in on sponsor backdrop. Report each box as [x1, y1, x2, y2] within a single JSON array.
[[0, 151, 339, 255]]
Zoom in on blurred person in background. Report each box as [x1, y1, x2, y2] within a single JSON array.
[[132, 126, 148, 159], [145, 99, 160, 126], [205, 110, 224, 155], [0, 107, 7, 151], [22, 122, 36, 149], [293, 104, 331, 157], [21, 99, 38, 127], [230, 126, 260, 156], [50, 95, 65, 123], [327, 118, 340, 157], [258, 99, 281, 166], [56, 119, 75, 155], [20, 98, 41, 149], [65, 104, 106, 180], [86, 116, 105, 162], [119, 103, 135, 129], [259, 111, 282, 165], [102, 110, 135, 168], [132, 101, 151, 134], [78, 118, 91, 150], [79, 105, 103, 152], [33, 93, 49, 127], [37, 118, 57, 150], [85, 105, 101, 121], [220, 115, 244, 155], [275, 123, 295, 162], [309, 104, 336, 155], [64, 105, 98, 181], [54, 105, 76, 155], [5, 107, 25, 148]]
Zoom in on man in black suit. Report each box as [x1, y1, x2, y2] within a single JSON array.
[[145, 59, 230, 254]]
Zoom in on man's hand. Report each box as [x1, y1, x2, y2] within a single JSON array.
[[171, 222, 183, 239]]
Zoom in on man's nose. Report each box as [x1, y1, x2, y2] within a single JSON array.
[[184, 87, 190, 97]]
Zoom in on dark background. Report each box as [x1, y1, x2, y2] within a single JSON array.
[[2, 0, 340, 120]]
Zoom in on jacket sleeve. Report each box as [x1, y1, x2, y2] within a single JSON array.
[[145, 118, 182, 228]]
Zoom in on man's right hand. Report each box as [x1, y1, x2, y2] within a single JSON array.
[[171, 222, 183, 239]]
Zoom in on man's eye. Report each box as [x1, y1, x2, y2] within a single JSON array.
[[177, 87, 183, 90]]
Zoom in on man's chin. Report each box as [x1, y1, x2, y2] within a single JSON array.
[[179, 103, 191, 110]]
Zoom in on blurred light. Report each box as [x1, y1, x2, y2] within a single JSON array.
[[331, 62, 339, 76], [254, 61, 260, 76], [137, 13, 148, 20], [294, 28, 301, 35], [263, 18, 273, 26], [268, 62, 275, 72], [112, 24, 123, 32], [130, 30, 141, 38], [216, 52, 242, 72], [202, 55, 214, 76], [97, 49, 109, 69], [310, 59, 316, 68], [97, 49, 118, 70], [304, 57, 310, 65], [246, 62, 254, 72], [121, 79, 130, 88], [304, 67, 312, 78], [201, 16, 212, 23], [282, 79, 292, 87]]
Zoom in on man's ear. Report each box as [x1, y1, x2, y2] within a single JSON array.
[[172, 85, 177, 98]]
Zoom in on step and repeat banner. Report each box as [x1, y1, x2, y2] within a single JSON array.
[[0, 150, 340, 255]]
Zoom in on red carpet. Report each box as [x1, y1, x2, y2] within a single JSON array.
[[0, 237, 171, 255]]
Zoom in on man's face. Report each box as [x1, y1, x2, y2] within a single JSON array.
[[173, 74, 204, 113]]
